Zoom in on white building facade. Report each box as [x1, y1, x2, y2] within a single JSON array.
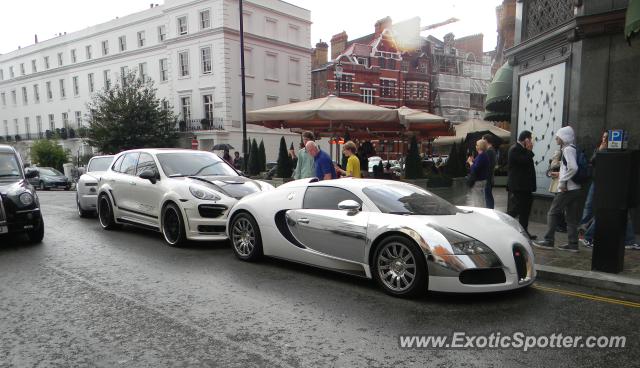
[[0, 0, 311, 162]]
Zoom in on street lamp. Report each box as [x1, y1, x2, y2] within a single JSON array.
[[335, 62, 343, 97]]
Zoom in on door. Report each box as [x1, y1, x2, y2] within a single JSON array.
[[130, 153, 163, 221], [286, 186, 369, 263], [112, 152, 139, 214]]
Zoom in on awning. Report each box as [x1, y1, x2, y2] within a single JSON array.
[[484, 62, 513, 118], [432, 119, 511, 146], [484, 109, 511, 122], [626, 0, 640, 44]]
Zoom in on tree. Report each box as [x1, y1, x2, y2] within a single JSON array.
[[276, 136, 293, 178], [86, 70, 178, 154], [404, 135, 423, 179], [248, 139, 260, 176], [259, 140, 266, 172], [30, 140, 69, 171]]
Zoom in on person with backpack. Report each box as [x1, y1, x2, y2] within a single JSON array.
[[534, 126, 583, 252]]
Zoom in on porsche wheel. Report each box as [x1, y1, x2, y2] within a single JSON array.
[[230, 213, 263, 261], [98, 194, 119, 230], [162, 203, 187, 247], [372, 236, 427, 298]]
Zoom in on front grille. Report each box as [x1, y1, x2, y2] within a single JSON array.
[[513, 244, 531, 282], [198, 204, 228, 218], [198, 225, 226, 233], [459, 268, 506, 285], [84, 183, 97, 187], [0, 196, 6, 223]]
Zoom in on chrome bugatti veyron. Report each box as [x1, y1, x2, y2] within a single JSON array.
[[226, 178, 535, 297]]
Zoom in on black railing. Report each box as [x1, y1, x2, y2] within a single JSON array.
[[177, 118, 225, 132]]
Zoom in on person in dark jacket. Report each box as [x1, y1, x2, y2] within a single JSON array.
[[482, 134, 497, 209], [507, 130, 537, 239]]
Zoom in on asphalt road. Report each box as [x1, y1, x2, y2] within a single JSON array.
[[1, 191, 639, 367]]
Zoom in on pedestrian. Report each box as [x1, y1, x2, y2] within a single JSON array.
[[335, 141, 361, 178], [533, 126, 582, 252], [580, 131, 639, 249], [289, 144, 298, 174], [305, 141, 337, 181], [293, 131, 316, 179], [547, 150, 568, 233], [507, 130, 537, 239], [233, 151, 243, 170], [466, 139, 490, 207], [482, 134, 497, 209], [222, 149, 232, 165]]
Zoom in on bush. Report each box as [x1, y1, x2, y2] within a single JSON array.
[[248, 139, 260, 176], [259, 140, 266, 172], [30, 139, 69, 171], [276, 136, 293, 178], [404, 135, 423, 179]]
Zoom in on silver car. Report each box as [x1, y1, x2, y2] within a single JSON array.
[[76, 155, 114, 217]]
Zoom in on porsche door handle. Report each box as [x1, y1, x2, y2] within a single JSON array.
[[297, 218, 310, 224], [129, 181, 136, 186]]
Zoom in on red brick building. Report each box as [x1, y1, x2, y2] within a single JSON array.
[[311, 17, 431, 111]]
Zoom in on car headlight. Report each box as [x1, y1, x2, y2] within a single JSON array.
[[429, 224, 493, 255], [189, 186, 221, 201], [495, 211, 528, 237], [19, 192, 34, 206]]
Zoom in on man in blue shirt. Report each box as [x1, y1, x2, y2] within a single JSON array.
[[305, 141, 337, 180]]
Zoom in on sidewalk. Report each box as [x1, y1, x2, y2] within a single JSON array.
[[429, 186, 640, 295]]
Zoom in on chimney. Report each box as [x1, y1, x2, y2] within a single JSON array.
[[312, 40, 329, 69], [330, 31, 348, 60], [34, 34, 38, 44], [374, 16, 392, 36], [150, 3, 154, 8]]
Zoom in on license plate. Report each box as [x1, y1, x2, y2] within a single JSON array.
[[0, 225, 7, 234]]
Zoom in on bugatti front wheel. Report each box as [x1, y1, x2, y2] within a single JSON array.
[[372, 235, 427, 298]]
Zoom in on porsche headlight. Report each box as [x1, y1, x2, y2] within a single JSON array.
[[429, 224, 493, 255], [189, 186, 221, 201], [19, 192, 34, 206]]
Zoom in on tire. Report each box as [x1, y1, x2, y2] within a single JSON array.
[[371, 235, 427, 298], [26, 214, 45, 244], [76, 193, 93, 218], [161, 203, 187, 247], [98, 194, 119, 230], [230, 212, 263, 261], [39, 181, 48, 191]]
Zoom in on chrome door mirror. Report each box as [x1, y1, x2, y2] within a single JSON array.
[[338, 199, 361, 214]]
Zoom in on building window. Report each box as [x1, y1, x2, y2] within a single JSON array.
[[119, 36, 127, 52], [36, 116, 42, 135], [265, 18, 277, 39], [86, 45, 92, 60], [178, 16, 188, 35], [159, 59, 168, 81], [88, 73, 95, 93], [288, 58, 300, 84], [288, 24, 299, 44], [158, 25, 166, 41], [11, 90, 16, 105], [337, 74, 353, 93], [120, 66, 128, 86], [20, 63, 25, 75], [380, 79, 397, 98], [73, 76, 80, 96], [2, 120, 8, 136], [200, 10, 210, 29], [46, 81, 53, 100], [103, 70, 111, 89], [75, 111, 82, 128], [265, 53, 278, 80], [361, 88, 375, 104], [48, 114, 55, 131], [102, 40, 109, 56], [180, 96, 191, 120], [59, 79, 66, 98], [71, 49, 77, 63], [266, 95, 278, 107], [203, 94, 213, 121], [137, 31, 145, 47], [1, 93, 5, 106], [34, 83, 41, 103], [138, 62, 148, 82], [178, 51, 190, 77], [9, 66, 14, 78], [242, 12, 252, 32], [470, 93, 485, 110], [244, 48, 253, 75], [357, 57, 369, 67], [200, 46, 212, 74], [62, 112, 69, 129], [44, 57, 50, 70], [22, 87, 28, 105], [57, 52, 63, 67], [31, 59, 37, 73], [0, 69, 3, 80], [24, 117, 30, 137], [162, 100, 170, 110], [14, 119, 19, 135]]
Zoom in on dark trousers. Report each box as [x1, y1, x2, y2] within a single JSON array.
[[507, 191, 533, 233], [544, 190, 581, 246], [484, 181, 495, 209]]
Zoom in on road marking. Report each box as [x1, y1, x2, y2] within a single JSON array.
[[533, 285, 640, 308]]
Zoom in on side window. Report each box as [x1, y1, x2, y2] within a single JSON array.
[[111, 155, 124, 172], [136, 153, 158, 175], [303, 186, 362, 210], [120, 153, 140, 176]]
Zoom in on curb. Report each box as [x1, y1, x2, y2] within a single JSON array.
[[535, 264, 640, 296]]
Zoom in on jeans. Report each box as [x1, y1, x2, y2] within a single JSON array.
[[580, 183, 595, 225], [584, 213, 637, 245], [470, 180, 487, 208], [544, 190, 581, 246], [484, 180, 495, 209]]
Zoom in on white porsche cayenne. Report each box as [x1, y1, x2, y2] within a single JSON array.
[[97, 148, 273, 246]]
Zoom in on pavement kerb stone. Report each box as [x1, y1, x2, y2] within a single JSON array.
[[535, 264, 640, 296]]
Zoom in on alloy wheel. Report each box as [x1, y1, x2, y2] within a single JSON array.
[[376, 242, 417, 292], [98, 196, 111, 228], [163, 207, 181, 245], [232, 217, 256, 256]]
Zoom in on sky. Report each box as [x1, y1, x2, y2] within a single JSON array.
[[0, 0, 503, 55]]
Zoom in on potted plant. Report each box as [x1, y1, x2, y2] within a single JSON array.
[[200, 118, 210, 130], [178, 120, 186, 132], [69, 128, 76, 139]]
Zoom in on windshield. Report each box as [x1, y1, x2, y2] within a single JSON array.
[[157, 152, 238, 177], [38, 167, 64, 176], [88, 157, 113, 172], [363, 184, 460, 216], [0, 153, 21, 179]]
